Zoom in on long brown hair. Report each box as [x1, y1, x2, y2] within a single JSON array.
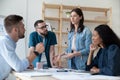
[[70, 8, 85, 33]]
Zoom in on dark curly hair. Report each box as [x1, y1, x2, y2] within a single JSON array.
[[94, 24, 120, 48]]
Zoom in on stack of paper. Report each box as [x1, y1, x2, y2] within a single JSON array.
[[15, 71, 51, 77]]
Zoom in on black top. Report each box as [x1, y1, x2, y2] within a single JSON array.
[[86, 44, 120, 76]]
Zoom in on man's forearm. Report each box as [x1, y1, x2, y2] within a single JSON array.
[[49, 46, 55, 67], [27, 52, 36, 63]]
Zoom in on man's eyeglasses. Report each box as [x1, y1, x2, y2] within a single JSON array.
[[37, 25, 48, 29]]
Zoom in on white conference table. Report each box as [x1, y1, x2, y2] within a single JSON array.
[[12, 68, 120, 80]]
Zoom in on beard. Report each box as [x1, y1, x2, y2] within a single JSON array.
[[18, 29, 25, 39], [40, 30, 48, 37], [19, 34, 25, 39], [18, 32, 25, 39]]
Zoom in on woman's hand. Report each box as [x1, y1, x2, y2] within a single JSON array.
[[90, 66, 100, 74], [53, 54, 61, 64], [87, 44, 98, 65], [90, 44, 98, 52], [63, 53, 74, 59]]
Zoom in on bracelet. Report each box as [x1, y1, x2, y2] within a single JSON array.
[[33, 51, 39, 56]]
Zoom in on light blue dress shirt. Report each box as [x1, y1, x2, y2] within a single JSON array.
[[0, 35, 29, 80]]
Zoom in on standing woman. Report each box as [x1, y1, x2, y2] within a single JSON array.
[[86, 24, 120, 76], [56, 8, 92, 70]]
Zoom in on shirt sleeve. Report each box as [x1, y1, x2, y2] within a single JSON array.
[[80, 28, 92, 55], [28, 33, 36, 47], [100, 45, 120, 76], [1, 40, 29, 72], [49, 32, 57, 45]]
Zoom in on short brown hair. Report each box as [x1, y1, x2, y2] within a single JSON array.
[[4, 14, 23, 33], [34, 20, 44, 28]]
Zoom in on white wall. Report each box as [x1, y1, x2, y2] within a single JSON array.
[[111, 0, 120, 37], [26, 0, 120, 52], [0, 0, 120, 80], [0, 0, 27, 59], [1, 0, 119, 58]]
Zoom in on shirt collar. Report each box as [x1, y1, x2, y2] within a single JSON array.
[[5, 34, 16, 48]]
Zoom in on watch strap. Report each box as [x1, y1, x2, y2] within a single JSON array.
[[33, 51, 39, 56]]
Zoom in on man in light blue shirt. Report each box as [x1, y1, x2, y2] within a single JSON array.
[[0, 15, 44, 80]]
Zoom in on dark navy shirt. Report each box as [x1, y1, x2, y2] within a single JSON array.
[[28, 31, 57, 67], [86, 44, 120, 76]]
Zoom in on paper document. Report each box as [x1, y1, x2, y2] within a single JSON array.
[[15, 71, 52, 77]]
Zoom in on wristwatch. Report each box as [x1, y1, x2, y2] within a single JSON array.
[[33, 51, 39, 56]]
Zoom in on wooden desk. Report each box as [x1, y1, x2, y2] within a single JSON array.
[[12, 69, 120, 80], [13, 71, 58, 80]]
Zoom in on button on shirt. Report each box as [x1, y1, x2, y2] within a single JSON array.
[[0, 35, 29, 80]]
